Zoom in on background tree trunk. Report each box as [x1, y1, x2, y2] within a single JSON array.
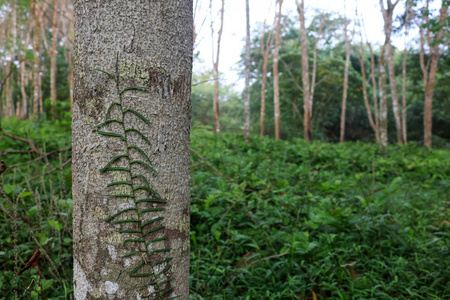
[[402, 2, 412, 144], [211, 0, 225, 134], [244, 0, 251, 143], [357, 26, 379, 143], [340, 3, 351, 143], [296, 0, 311, 142], [415, 0, 448, 148], [260, 20, 274, 137], [31, 0, 41, 118], [50, 0, 60, 111], [273, 0, 283, 140], [73, 1, 192, 299]]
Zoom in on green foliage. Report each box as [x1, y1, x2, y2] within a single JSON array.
[[190, 129, 450, 299], [2, 119, 450, 299], [0, 118, 72, 299]]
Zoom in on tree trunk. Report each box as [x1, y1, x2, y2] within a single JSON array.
[[387, 44, 403, 144], [378, 0, 400, 150], [243, 0, 251, 143], [368, 42, 380, 143], [358, 32, 378, 143], [415, 0, 448, 148], [73, 1, 192, 299], [340, 6, 351, 143], [401, 2, 412, 144], [379, 45, 388, 151], [296, 0, 311, 142], [273, 0, 283, 140], [260, 20, 274, 137], [20, 21, 31, 119], [212, 0, 224, 134], [50, 0, 60, 112], [309, 13, 327, 119], [31, 0, 41, 118]]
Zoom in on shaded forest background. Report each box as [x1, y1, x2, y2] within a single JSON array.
[[0, 0, 449, 147]]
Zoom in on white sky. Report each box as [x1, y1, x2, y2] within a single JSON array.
[[193, 0, 426, 92]]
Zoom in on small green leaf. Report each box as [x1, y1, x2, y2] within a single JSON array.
[[48, 220, 62, 231], [27, 206, 38, 216], [119, 86, 149, 95], [20, 191, 32, 198], [4, 185, 14, 194], [94, 68, 116, 81]]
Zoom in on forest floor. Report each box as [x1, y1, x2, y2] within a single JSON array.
[[0, 119, 449, 299]]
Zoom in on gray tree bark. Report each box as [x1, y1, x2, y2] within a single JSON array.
[[73, 1, 192, 299], [273, 0, 283, 140], [244, 0, 251, 143]]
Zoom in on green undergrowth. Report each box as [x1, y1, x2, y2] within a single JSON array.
[[1, 119, 449, 299], [0, 118, 72, 299], [189, 129, 450, 299]]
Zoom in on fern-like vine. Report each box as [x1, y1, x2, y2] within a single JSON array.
[[94, 53, 177, 299]]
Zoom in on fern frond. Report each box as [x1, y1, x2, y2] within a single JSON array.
[[107, 181, 133, 187], [106, 102, 122, 119], [123, 109, 152, 126], [96, 131, 126, 141], [138, 208, 165, 215], [106, 207, 137, 222], [125, 128, 152, 146], [131, 160, 157, 174], [119, 86, 150, 95], [135, 198, 166, 204], [122, 250, 147, 258], [145, 237, 168, 246], [140, 217, 164, 228], [143, 226, 165, 237], [128, 145, 153, 165], [134, 186, 159, 194], [112, 219, 140, 224], [94, 68, 117, 82], [100, 154, 129, 173], [94, 119, 123, 129]]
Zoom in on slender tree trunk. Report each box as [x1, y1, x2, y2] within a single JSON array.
[[260, 20, 274, 137], [340, 5, 351, 143], [73, 1, 192, 299], [378, 0, 400, 150], [358, 32, 379, 143], [415, 0, 448, 148], [5, 0, 17, 117], [296, 0, 310, 142], [50, 0, 60, 112], [387, 44, 403, 144], [20, 22, 31, 119], [273, 0, 283, 140], [243, 0, 251, 143], [32, 0, 41, 118], [367, 43, 380, 143], [401, 2, 411, 144], [309, 13, 327, 118], [379, 44, 388, 151], [211, 0, 224, 134]]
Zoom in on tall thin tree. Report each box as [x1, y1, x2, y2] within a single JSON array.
[[211, 0, 225, 134], [273, 0, 283, 140], [413, 0, 448, 148], [401, 1, 412, 143], [340, 1, 354, 143], [259, 19, 274, 137], [244, 0, 251, 142], [380, 0, 403, 145]]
